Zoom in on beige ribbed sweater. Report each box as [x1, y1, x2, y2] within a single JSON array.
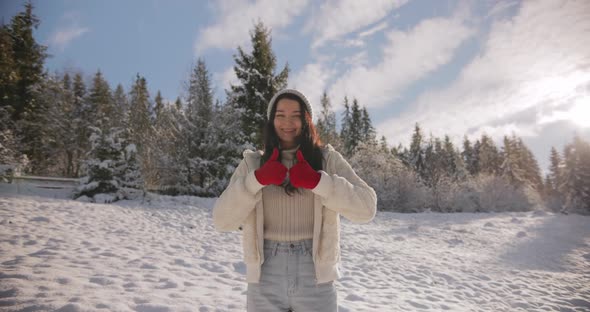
[[262, 145, 315, 241]]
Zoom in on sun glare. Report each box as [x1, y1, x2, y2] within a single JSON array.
[[569, 99, 590, 128]]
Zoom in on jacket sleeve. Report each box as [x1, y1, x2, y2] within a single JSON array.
[[212, 156, 265, 232], [311, 151, 377, 223]]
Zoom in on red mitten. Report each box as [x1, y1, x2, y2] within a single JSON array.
[[289, 150, 321, 189], [255, 147, 288, 186]]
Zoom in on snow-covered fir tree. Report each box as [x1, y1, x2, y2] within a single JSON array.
[[153, 90, 164, 123], [127, 74, 154, 186], [544, 147, 564, 211], [183, 58, 221, 196], [150, 99, 189, 195], [316, 91, 340, 149], [476, 134, 501, 175], [408, 123, 426, 181], [2, 3, 48, 173], [559, 135, 590, 214], [88, 70, 114, 131], [339, 97, 352, 157], [500, 135, 527, 187], [348, 98, 363, 155], [0, 106, 28, 180], [462, 136, 478, 176], [228, 22, 288, 149], [208, 97, 249, 196], [76, 127, 123, 202], [515, 137, 544, 193], [360, 106, 376, 144], [112, 83, 128, 130], [76, 127, 142, 202]]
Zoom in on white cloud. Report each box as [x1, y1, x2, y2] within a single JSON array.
[[195, 0, 309, 53], [375, 0, 590, 171], [359, 20, 388, 38], [305, 0, 407, 48], [214, 66, 239, 92], [48, 27, 89, 52], [289, 63, 335, 119], [486, 0, 519, 19], [328, 15, 474, 110]]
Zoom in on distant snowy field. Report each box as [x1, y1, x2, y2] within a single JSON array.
[[1, 184, 589, 311]]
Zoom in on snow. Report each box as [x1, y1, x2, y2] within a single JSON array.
[[1, 184, 589, 311]]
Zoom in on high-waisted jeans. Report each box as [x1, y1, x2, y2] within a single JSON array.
[[247, 239, 338, 312]]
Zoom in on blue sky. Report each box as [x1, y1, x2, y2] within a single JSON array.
[[2, 0, 589, 173]]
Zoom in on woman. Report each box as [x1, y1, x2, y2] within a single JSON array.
[[213, 88, 377, 311]]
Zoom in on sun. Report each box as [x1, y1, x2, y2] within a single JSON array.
[[568, 99, 590, 128]]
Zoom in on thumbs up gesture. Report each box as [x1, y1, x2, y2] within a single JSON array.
[[289, 150, 321, 189], [254, 148, 288, 186]]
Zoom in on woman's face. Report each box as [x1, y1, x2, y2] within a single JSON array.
[[274, 98, 303, 149]]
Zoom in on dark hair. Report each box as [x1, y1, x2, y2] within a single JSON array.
[[261, 93, 324, 196]]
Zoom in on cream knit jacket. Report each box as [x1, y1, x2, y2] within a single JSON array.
[[212, 144, 377, 284]]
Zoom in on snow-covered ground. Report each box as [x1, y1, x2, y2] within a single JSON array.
[[0, 185, 589, 311]]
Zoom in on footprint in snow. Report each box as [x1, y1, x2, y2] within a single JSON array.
[[30, 216, 50, 222], [172, 259, 192, 267], [446, 238, 463, 247], [345, 294, 365, 302], [140, 263, 158, 270], [89, 277, 114, 286]]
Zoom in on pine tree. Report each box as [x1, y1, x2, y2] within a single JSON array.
[[500, 135, 527, 186], [4, 2, 47, 121], [361, 106, 376, 144], [478, 134, 500, 175], [154, 90, 164, 122], [560, 135, 590, 213], [184, 58, 218, 196], [151, 100, 188, 194], [229, 21, 289, 149], [0, 106, 26, 179], [423, 136, 442, 209], [349, 98, 363, 153], [0, 24, 18, 114], [462, 136, 478, 175], [515, 137, 544, 192], [88, 70, 114, 131], [409, 123, 426, 180], [316, 91, 339, 147], [127, 74, 154, 186], [544, 146, 564, 211], [112, 83, 128, 129], [547, 147, 561, 195], [72, 72, 89, 177], [380, 136, 389, 153], [209, 97, 247, 195], [128, 74, 152, 152], [76, 127, 122, 202], [174, 96, 183, 111], [4, 3, 49, 173], [117, 137, 143, 193], [38, 72, 79, 176], [76, 127, 142, 202], [59, 73, 79, 177], [339, 97, 352, 157]]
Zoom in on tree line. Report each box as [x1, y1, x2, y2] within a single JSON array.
[[1, 3, 588, 213]]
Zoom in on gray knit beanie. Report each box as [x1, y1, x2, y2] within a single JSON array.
[[267, 88, 313, 120]]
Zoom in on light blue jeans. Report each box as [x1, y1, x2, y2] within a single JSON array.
[[247, 239, 338, 312]]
